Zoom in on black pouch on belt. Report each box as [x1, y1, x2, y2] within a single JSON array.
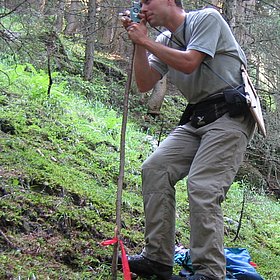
[[190, 97, 228, 128], [223, 85, 249, 117]]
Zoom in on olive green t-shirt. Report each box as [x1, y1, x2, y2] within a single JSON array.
[[148, 8, 247, 104]]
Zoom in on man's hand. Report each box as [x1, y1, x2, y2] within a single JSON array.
[[120, 11, 161, 93], [121, 12, 149, 46]]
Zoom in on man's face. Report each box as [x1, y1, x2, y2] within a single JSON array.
[[140, 0, 169, 27]]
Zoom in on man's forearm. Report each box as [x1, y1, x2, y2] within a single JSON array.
[[133, 44, 161, 92], [140, 39, 206, 75]]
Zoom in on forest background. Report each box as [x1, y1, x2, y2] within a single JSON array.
[[0, 0, 279, 279]]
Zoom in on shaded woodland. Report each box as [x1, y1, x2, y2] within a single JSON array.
[[0, 1, 279, 193], [0, 1, 279, 279]]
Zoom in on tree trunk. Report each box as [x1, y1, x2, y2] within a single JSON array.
[[147, 76, 167, 115], [223, 0, 256, 45], [64, 0, 83, 36], [83, 0, 96, 81], [54, 0, 66, 32]]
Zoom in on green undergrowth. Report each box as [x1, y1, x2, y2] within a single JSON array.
[[0, 61, 279, 279], [223, 183, 280, 279]]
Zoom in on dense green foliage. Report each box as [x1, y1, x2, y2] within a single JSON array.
[[0, 59, 279, 279], [0, 2, 279, 279]]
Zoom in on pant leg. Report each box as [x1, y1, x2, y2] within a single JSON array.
[[141, 126, 200, 266], [188, 113, 255, 280]]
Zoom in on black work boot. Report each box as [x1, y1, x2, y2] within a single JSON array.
[[127, 255, 173, 280]]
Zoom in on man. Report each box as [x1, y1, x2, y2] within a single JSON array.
[[121, 1, 255, 279]]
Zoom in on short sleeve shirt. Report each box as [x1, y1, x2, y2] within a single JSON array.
[[148, 8, 247, 103]]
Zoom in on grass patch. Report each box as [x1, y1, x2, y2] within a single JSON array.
[[0, 61, 279, 279]]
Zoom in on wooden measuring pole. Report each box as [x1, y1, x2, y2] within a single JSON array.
[[111, 45, 136, 279]]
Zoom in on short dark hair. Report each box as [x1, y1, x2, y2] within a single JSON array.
[[174, 0, 183, 8]]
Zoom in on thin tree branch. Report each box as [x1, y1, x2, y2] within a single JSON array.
[[47, 48, 53, 98], [0, 228, 17, 249], [0, 0, 28, 19], [233, 186, 247, 242]]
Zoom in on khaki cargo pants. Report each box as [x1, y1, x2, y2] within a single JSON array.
[[141, 113, 256, 280]]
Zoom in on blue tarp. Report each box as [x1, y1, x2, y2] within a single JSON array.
[[174, 247, 264, 280]]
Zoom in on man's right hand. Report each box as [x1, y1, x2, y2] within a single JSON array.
[[121, 12, 148, 46], [120, 11, 161, 93]]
